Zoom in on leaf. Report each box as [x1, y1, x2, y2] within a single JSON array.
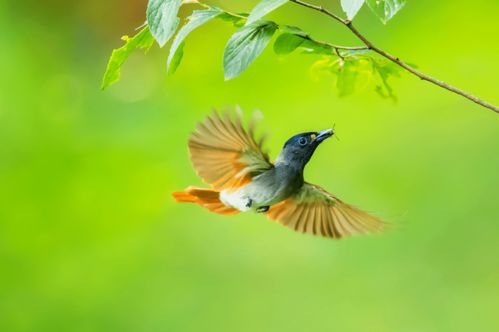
[[310, 56, 339, 81], [341, 0, 365, 20], [279, 25, 309, 37], [300, 39, 333, 55], [372, 59, 401, 99], [316, 54, 401, 97], [366, 0, 406, 24], [329, 56, 399, 99], [101, 27, 155, 90], [334, 58, 373, 96], [168, 42, 184, 75], [247, 0, 288, 24], [223, 20, 278, 80], [273, 26, 309, 55], [146, 0, 182, 47], [274, 33, 305, 55], [167, 7, 223, 73], [274, 25, 332, 55]]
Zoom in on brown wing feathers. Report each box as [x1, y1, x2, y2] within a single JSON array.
[[173, 110, 273, 215], [266, 184, 386, 239], [188, 110, 271, 191]]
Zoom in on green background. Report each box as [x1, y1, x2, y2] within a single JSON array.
[[1, 0, 498, 331]]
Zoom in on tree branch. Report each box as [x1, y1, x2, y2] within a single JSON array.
[[289, 0, 499, 113]]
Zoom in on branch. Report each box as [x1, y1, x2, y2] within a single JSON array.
[[289, 0, 499, 113]]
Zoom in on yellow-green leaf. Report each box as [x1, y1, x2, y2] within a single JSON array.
[[167, 7, 224, 74], [101, 27, 155, 90], [273, 33, 305, 55]]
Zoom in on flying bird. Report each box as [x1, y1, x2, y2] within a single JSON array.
[[172, 110, 386, 239]]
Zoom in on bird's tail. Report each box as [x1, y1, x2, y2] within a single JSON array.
[[172, 187, 240, 215]]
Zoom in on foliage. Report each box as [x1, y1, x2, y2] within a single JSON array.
[[341, 0, 365, 20], [247, 0, 288, 24], [224, 20, 278, 80], [311, 53, 401, 99], [340, 0, 406, 23], [102, 0, 406, 97], [101, 27, 155, 90], [147, 0, 182, 47], [167, 7, 224, 74], [365, 0, 406, 24]]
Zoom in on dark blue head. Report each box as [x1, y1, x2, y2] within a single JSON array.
[[276, 129, 334, 169]]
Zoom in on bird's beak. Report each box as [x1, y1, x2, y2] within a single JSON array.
[[316, 128, 334, 143]]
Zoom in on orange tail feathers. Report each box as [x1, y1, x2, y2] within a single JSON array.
[[172, 187, 240, 215]]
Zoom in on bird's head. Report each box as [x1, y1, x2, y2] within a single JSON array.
[[276, 128, 334, 170]]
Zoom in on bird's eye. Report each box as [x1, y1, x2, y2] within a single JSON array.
[[298, 137, 308, 146]]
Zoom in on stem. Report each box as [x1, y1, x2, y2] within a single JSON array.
[[189, 0, 247, 19], [225, 11, 249, 20], [289, 0, 499, 113]]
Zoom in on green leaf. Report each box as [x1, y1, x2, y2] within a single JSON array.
[[146, 0, 182, 47], [273, 33, 305, 55], [300, 39, 333, 55], [341, 0, 365, 20], [168, 42, 184, 75], [101, 27, 155, 90], [314, 54, 400, 98], [372, 59, 401, 99], [366, 0, 406, 24], [223, 20, 278, 80], [336, 61, 357, 96], [279, 25, 309, 37], [247, 0, 288, 24], [167, 7, 223, 73], [274, 26, 332, 55]]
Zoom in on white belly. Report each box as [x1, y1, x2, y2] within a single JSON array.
[[220, 183, 277, 212]]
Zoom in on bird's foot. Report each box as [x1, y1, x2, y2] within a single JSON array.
[[245, 198, 253, 208], [256, 206, 269, 213]]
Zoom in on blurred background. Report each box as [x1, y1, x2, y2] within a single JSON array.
[[1, 0, 498, 331]]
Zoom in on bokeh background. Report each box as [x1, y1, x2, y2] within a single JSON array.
[[1, 0, 498, 331]]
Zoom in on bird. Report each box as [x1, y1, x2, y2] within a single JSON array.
[[172, 109, 386, 239]]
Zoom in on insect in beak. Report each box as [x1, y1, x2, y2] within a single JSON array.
[[331, 123, 340, 141], [316, 128, 334, 143]]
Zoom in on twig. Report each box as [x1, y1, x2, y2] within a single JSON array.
[[188, 0, 248, 20], [289, 0, 499, 113], [333, 47, 344, 60]]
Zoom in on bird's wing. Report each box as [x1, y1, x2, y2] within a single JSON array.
[[188, 109, 273, 191], [266, 182, 386, 239]]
